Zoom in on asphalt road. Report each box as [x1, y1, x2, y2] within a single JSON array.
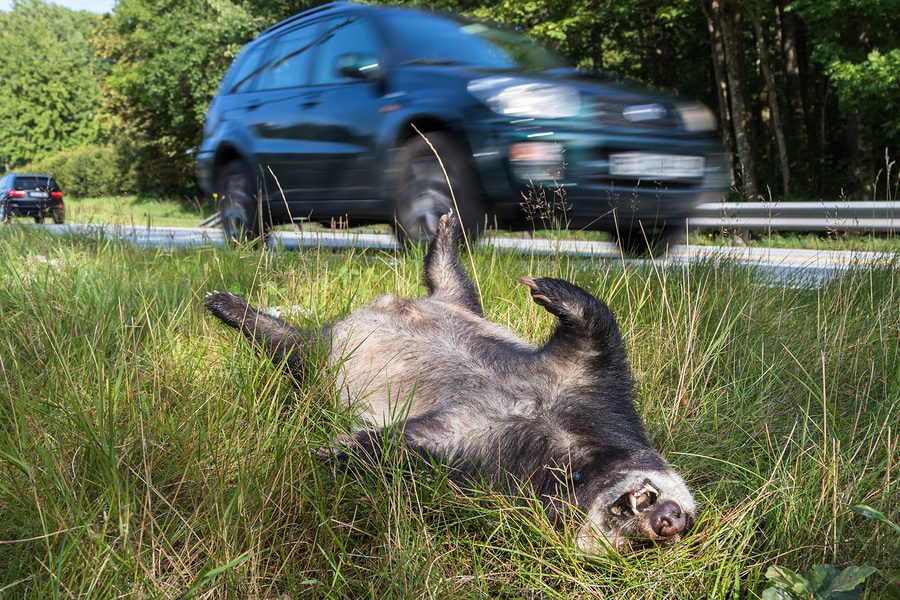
[[34, 223, 897, 287]]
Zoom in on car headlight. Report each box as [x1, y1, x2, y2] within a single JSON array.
[[676, 102, 717, 132], [468, 77, 581, 119]]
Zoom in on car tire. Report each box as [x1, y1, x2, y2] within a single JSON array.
[[51, 209, 65, 224], [392, 132, 486, 245], [615, 224, 684, 257], [215, 160, 268, 244]]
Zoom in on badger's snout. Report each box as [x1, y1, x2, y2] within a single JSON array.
[[650, 499, 686, 538]]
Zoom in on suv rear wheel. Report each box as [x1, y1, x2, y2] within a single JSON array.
[[393, 132, 485, 245], [215, 160, 268, 244]]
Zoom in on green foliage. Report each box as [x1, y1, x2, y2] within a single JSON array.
[[93, 0, 278, 194], [0, 0, 102, 168], [790, 0, 900, 172], [761, 494, 899, 598], [763, 564, 878, 599], [852, 504, 900, 535], [423, 0, 708, 94], [828, 49, 900, 138], [18, 144, 137, 197]]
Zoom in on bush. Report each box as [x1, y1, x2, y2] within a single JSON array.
[[19, 144, 138, 197]]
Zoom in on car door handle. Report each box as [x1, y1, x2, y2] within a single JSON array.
[[300, 94, 321, 109], [245, 101, 261, 111]]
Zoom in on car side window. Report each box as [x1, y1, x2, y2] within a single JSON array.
[[225, 43, 267, 94], [256, 24, 319, 91], [311, 15, 382, 85]]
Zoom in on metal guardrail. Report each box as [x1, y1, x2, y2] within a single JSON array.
[[34, 223, 896, 290], [199, 201, 899, 233], [689, 201, 898, 232], [199, 213, 221, 227]]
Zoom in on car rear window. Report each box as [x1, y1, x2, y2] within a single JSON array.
[[381, 11, 568, 72], [14, 176, 59, 190]]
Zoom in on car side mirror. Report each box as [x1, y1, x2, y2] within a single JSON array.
[[336, 53, 384, 81]]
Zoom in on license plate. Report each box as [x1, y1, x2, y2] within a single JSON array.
[[28, 191, 49, 198], [609, 153, 704, 179]]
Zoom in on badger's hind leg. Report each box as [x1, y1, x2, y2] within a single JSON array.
[[205, 291, 318, 383], [424, 212, 483, 316]]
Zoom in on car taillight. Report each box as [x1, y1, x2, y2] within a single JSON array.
[[51, 191, 63, 199], [8, 190, 25, 198]]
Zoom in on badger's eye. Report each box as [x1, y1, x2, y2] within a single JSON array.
[[572, 469, 583, 484]]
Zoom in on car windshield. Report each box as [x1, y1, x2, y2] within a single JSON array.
[[15, 176, 57, 190], [380, 11, 569, 72]]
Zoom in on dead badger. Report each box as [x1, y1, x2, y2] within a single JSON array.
[[205, 213, 696, 553]]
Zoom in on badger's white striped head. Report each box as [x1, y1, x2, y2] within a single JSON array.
[[575, 468, 696, 553]]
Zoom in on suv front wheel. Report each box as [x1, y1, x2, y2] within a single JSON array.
[[392, 132, 485, 245], [215, 160, 268, 244]]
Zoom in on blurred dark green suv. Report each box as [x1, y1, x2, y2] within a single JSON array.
[[197, 2, 729, 249]]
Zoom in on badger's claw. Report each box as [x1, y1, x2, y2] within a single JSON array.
[[517, 276, 552, 307], [315, 432, 357, 460], [433, 211, 461, 246], [204, 290, 252, 328], [517, 276, 596, 323]]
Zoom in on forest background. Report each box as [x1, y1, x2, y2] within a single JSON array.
[[0, 0, 897, 201]]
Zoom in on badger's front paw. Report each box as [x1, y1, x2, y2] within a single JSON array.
[[204, 290, 252, 328]]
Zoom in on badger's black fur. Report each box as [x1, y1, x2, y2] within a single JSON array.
[[205, 213, 696, 552]]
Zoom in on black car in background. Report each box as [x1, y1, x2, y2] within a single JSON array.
[[0, 173, 65, 224], [197, 2, 729, 250]]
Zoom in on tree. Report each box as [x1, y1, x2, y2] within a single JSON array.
[[748, 4, 790, 195], [94, 0, 274, 193], [790, 0, 900, 193], [711, 0, 758, 200], [0, 0, 101, 169]]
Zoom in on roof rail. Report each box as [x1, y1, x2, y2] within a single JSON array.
[[259, 1, 352, 37]]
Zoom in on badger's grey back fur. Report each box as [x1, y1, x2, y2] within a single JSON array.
[[205, 213, 696, 553]]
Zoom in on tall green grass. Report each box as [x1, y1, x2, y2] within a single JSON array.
[[0, 227, 896, 598], [63, 196, 212, 228]]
